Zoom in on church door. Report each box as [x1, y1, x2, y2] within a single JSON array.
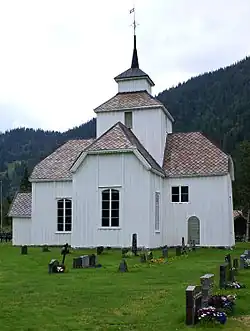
[[188, 216, 200, 245]]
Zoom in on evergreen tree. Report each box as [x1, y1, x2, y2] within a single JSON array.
[[19, 166, 31, 192]]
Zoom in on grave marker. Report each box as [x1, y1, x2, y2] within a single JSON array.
[[42, 245, 50, 252], [132, 233, 138, 256], [200, 274, 214, 307], [176, 246, 181, 256], [240, 254, 247, 269], [162, 246, 168, 258], [219, 263, 228, 289], [21, 245, 28, 255], [186, 285, 202, 325], [140, 253, 147, 263], [73, 257, 83, 269], [118, 259, 128, 272], [97, 246, 104, 255], [89, 254, 96, 267], [48, 259, 59, 274]]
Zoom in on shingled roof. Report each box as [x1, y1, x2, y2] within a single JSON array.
[[8, 192, 32, 218], [94, 91, 164, 113], [81, 122, 165, 175], [163, 132, 229, 177], [30, 139, 93, 181]]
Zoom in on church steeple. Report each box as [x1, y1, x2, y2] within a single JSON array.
[[114, 8, 155, 93], [131, 35, 139, 69]]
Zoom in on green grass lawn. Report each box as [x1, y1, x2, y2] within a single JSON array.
[[1, 244, 250, 331]]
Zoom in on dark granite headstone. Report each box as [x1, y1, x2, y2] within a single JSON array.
[[192, 240, 196, 251], [118, 259, 128, 272], [21, 245, 28, 255], [48, 259, 59, 273], [219, 263, 228, 289], [240, 254, 247, 269], [225, 254, 232, 269], [140, 253, 147, 263], [73, 257, 83, 269], [244, 250, 250, 258], [186, 285, 202, 325], [42, 245, 50, 252], [97, 246, 104, 255], [200, 274, 214, 307], [132, 233, 138, 256], [176, 246, 181, 256], [89, 254, 96, 267], [162, 246, 168, 258]]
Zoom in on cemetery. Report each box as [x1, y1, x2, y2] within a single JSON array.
[[0, 240, 250, 330]]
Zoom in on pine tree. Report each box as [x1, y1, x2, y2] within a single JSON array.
[[19, 166, 31, 192]]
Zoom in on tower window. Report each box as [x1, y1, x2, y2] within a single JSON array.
[[125, 112, 133, 129]]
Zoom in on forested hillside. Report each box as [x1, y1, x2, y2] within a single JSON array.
[[1, 56, 250, 225]]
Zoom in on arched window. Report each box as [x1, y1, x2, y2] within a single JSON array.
[[102, 189, 119, 227], [57, 198, 72, 232]]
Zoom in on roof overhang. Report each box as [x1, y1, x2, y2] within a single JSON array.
[[114, 75, 155, 87], [29, 178, 72, 183], [70, 148, 165, 177]]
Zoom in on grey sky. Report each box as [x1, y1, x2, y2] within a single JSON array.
[[0, 0, 249, 132]]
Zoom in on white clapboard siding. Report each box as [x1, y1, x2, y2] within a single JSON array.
[[12, 217, 31, 245]]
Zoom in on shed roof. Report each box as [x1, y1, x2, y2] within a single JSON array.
[[8, 192, 32, 218]]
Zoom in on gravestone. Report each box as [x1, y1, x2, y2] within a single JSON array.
[[48, 259, 59, 273], [181, 237, 187, 254], [233, 258, 239, 275], [89, 254, 96, 267], [118, 259, 128, 272], [140, 253, 147, 263], [176, 246, 181, 256], [186, 285, 202, 325], [225, 254, 232, 269], [21, 245, 28, 255], [200, 274, 214, 307], [81, 255, 90, 268], [42, 245, 50, 252], [132, 233, 138, 256], [192, 240, 196, 251], [97, 246, 104, 255], [219, 263, 228, 289], [73, 257, 83, 269], [240, 254, 247, 269], [162, 246, 168, 258]]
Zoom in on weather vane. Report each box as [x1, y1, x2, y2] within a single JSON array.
[[130, 5, 138, 36]]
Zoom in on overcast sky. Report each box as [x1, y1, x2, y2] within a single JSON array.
[[0, 0, 250, 133]]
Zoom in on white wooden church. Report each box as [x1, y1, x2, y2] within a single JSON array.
[[9, 32, 235, 248]]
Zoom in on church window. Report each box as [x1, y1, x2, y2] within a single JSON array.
[[125, 111, 133, 129], [155, 192, 160, 231], [57, 198, 72, 232], [101, 189, 119, 227], [171, 186, 189, 203]]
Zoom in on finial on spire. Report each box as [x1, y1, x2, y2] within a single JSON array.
[[130, 6, 139, 69]]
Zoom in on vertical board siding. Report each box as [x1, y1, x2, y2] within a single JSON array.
[[13, 217, 31, 245], [31, 181, 72, 245], [118, 79, 152, 94], [165, 175, 234, 247], [72, 153, 151, 248]]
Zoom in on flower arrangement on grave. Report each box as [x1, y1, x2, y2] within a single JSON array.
[[245, 259, 250, 268], [149, 257, 166, 264], [197, 307, 227, 324], [225, 281, 246, 289], [208, 294, 236, 314]]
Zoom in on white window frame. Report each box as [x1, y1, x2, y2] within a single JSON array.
[[124, 111, 133, 129], [56, 198, 72, 232], [155, 192, 160, 232], [101, 188, 120, 228], [171, 186, 189, 203]]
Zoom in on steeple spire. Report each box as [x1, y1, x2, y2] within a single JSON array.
[[130, 7, 139, 69]]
